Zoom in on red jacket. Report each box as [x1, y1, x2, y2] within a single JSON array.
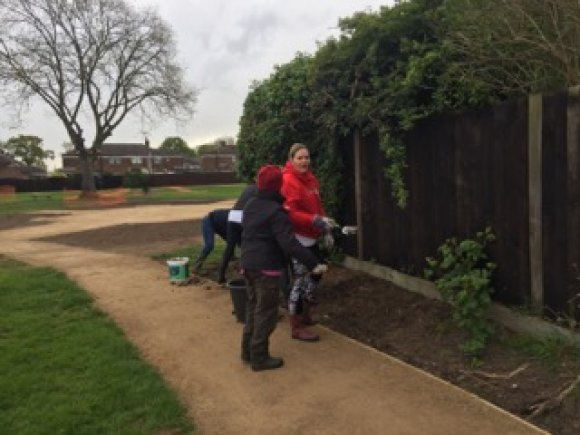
[[281, 161, 325, 239]]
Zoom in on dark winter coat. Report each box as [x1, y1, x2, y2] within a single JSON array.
[[233, 184, 258, 210], [241, 191, 319, 272]]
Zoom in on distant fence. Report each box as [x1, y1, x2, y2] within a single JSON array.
[[340, 89, 580, 319], [0, 171, 240, 192]]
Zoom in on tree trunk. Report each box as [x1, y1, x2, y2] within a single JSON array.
[[79, 152, 97, 199]]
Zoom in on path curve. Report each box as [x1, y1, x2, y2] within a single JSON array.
[[0, 204, 546, 435]]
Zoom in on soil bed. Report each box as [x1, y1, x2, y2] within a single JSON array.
[[27, 218, 580, 435]]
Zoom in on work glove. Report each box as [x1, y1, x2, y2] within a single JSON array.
[[311, 264, 328, 275], [341, 225, 358, 235], [313, 215, 337, 230]]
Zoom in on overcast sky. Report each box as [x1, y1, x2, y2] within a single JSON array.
[[0, 0, 391, 169]]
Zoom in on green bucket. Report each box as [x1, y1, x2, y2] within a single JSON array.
[[166, 257, 190, 283]]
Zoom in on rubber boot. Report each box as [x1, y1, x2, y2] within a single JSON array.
[[290, 314, 319, 342], [251, 356, 284, 372], [301, 301, 317, 326]]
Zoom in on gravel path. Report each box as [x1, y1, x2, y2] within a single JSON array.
[[0, 203, 546, 435]]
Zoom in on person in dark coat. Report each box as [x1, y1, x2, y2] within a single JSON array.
[[191, 208, 230, 273], [216, 183, 258, 283], [241, 165, 327, 372]]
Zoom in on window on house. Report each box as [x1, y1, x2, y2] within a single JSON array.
[[109, 157, 121, 164], [131, 157, 142, 164], [153, 156, 162, 164]]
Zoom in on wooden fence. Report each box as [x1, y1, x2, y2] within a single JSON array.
[[340, 89, 580, 319], [0, 171, 240, 192]]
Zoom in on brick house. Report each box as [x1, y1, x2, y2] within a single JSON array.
[[61, 142, 200, 175], [199, 144, 237, 172], [0, 149, 48, 179]]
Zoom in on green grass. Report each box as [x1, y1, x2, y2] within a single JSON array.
[[133, 184, 245, 203], [0, 183, 245, 214], [0, 191, 65, 213], [0, 257, 195, 434], [502, 334, 580, 370]]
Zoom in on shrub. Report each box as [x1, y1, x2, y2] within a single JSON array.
[[425, 227, 496, 356]]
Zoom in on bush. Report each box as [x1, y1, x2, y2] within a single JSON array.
[[123, 168, 151, 193], [424, 227, 496, 356]]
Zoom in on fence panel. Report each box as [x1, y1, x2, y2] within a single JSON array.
[[566, 93, 580, 320], [0, 172, 240, 192], [542, 93, 569, 315], [345, 98, 531, 306]]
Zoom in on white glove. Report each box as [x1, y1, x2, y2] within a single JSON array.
[[341, 226, 358, 235], [312, 264, 328, 275], [313, 215, 338, 230], [323, 216, 338, 228]]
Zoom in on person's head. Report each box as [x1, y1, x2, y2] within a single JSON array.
[[257, 164, 283, 193], [288, 143, 310, 173]]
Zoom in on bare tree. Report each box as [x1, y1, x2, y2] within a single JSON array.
[[444, 0, 580, 94], [0, 0, 197, 195]]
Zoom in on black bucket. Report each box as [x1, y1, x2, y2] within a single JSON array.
[[227, 278, 247, 323]]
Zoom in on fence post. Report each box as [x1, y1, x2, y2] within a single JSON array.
[[354, 129, 364, 260], [567, 87, 580, 318], [528, 94, 544, 309]]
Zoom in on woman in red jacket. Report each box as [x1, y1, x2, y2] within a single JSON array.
[[281, 143, 335, 342]]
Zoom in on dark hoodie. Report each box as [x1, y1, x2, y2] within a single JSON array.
[[241, 190, 319, 272]]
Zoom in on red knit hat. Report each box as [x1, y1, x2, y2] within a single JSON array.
[[257, 164, 282, 192]]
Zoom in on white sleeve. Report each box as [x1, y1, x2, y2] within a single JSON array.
[[228, 210, 243, 223]]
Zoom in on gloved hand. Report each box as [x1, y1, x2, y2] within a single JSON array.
[[313, 215, 337, 230], [311, 264, 328, 275]]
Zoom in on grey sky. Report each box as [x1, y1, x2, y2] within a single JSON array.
[[0, 0, 391, 169]]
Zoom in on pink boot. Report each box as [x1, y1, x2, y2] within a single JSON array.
[[290, 315, 319, 342], [301, 302, 317, 326]]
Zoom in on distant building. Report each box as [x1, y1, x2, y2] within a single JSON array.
[[61, 142, 201, 175], [198, 144, 237, 172], [0, 149, 48, 179]]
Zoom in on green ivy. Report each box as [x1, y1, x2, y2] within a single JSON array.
[[237, 0, 531, 213], [424, 227, 496, 356], [378, 129, 408, 208]]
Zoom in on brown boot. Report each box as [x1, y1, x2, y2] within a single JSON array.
[[301, 301, 317, 326], [290, 314, 319, 342]]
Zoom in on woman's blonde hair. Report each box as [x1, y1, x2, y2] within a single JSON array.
[[288, 143, 308, 160]]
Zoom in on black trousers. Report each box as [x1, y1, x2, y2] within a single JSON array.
[[242, 270, 280, 362], [217, 221, 242, 282]]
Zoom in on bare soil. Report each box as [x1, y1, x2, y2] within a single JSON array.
[[5, 214, 579, 435]]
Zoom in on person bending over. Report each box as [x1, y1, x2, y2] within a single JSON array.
[[216, 183, 258, 283], [191, 208, 230, 273]]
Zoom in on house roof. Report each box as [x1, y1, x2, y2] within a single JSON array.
[[197, 144, 237, 155], [62, 143, 185, 157]]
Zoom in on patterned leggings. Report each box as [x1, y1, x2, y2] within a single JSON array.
[[288, 246, 323, 315]]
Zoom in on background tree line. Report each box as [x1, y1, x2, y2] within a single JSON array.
[[0, 135, 53, 168], [160, 136, 237, 158], [237, 0, 580, 215]]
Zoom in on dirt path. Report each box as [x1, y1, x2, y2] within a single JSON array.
[[0, 204, 546, 435]]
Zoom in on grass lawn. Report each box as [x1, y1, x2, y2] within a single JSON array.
[[0, 183, 245, 214], [0, 257, 195, 434]]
